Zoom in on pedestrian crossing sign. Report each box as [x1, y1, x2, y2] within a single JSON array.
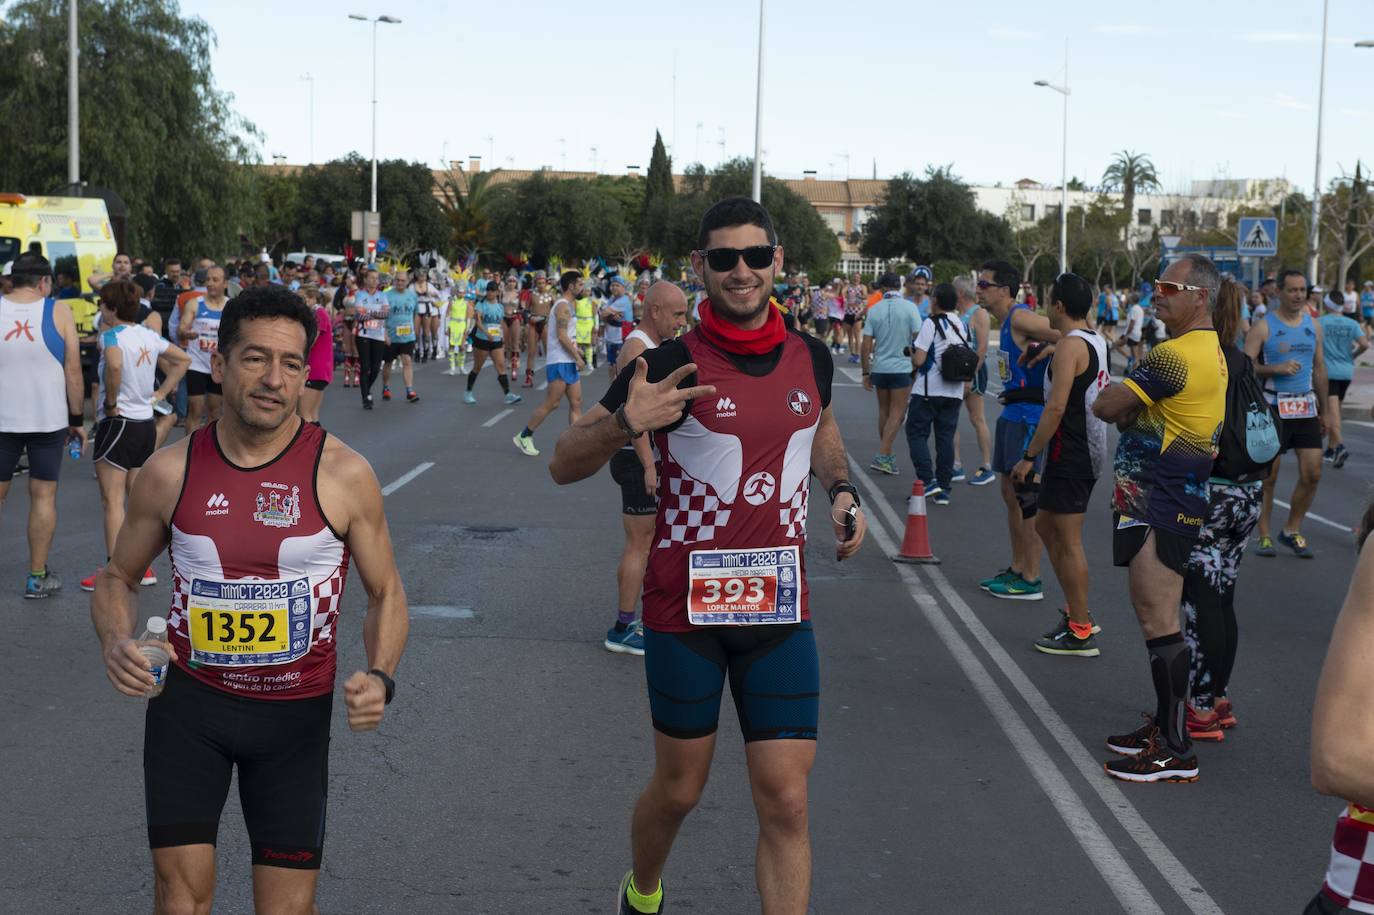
[[1237, 217, 1278, 257]]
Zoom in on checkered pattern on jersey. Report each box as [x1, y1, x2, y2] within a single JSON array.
[[657, 473, 732, 548], [780, 488, 809, 540], [1322, 808, 1374, 913], [311, 560, 348, 644], [166, 558, 346, 648]]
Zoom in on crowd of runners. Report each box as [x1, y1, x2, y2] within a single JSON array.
[[4, 191, 1374, 913]]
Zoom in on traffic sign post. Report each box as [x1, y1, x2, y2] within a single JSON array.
[[376, 237, 389, 254], [1237, 217, 1278, 258]]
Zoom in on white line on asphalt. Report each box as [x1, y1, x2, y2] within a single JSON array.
[[847, 461, 1166, 915], [838, 366, 864, 383], [851, 462, 1224, 915], [381, 462, 435, 496], [482, 408, 514, 428], [539, 380, 549, 390], [833, 382, 864, 387], [1274, 499, 1353, 533], [1345, 420, 1374, 429]]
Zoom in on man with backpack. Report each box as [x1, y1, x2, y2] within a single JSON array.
[[906, 282, 978, 506]]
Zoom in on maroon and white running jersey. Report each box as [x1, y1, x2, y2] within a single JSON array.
[[1320, 803, 1374, 912], [642, 330, 821, 632], [166, 420, 351, 699]]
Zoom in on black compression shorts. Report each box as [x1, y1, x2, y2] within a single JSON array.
[[93, 417, 156, 471], [610, 448, 656, 516], [186, 370, 221, 398], [144, 665, 333, 869], [644, 622, 819, 742]]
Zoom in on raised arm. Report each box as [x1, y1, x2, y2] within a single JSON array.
[[154, 343, 192, 402]]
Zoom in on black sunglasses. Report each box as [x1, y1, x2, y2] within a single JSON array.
[[699, 245, 777, 272]]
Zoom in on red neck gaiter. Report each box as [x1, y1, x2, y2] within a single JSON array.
[[696, 299, 786, 355]]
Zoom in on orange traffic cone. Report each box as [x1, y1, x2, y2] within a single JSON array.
[[892, 480, 941, 564]]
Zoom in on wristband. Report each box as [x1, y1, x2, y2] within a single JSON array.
[[615, 404, 643, 439], [68, 413, 84, 428], [827, 480, 860, 508], [368, 668, 396, 705], [1022, 451, 1038, 462]]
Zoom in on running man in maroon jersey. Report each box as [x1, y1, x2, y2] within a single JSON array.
[[90, 284, 410, 914], [552, 198, 866, 915]]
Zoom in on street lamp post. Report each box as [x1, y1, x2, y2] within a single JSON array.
[[67, 0, 79, 186], [300, 73, 315, 164], [349, 12, 401, 261], [1035, 40, 1070, 274], [1307, 0, 1330, 282], [751, 0, 765, 203]]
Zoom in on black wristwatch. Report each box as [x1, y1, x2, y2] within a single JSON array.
[[368, 668, 395, 705], [827, 480, 860, 508], [1022, 451, 1038, 462]]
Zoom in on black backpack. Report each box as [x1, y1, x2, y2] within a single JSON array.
[[932, 315, 979, 383], [1212, 347, 1280, 484]]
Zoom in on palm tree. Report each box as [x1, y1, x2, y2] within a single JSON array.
[[1101, 151, 1161, 225], [436, 165, 499, 258]]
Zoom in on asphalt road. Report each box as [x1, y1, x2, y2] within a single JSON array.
[[1, 347, 1367, 914]]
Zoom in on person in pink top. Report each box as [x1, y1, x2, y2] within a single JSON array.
[[299, 285, 334, 423]]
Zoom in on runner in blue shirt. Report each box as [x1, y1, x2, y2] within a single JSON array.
[[1318, 295, 1369, 467], [382, 270, 420, 402]]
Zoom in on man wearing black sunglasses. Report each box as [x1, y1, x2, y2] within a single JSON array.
[[551, 197, 865, 915]]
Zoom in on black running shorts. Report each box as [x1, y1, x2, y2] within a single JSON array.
[[1111, 514, 1197, 576], [186, 370, 222, 398], [144, 665, 333, 869], [1277, 416, 1323, 453], [609, 449, 656, 516], [0, 428, 66, 482], [93, 417, 157, 471], [1329, 379, 1351, 401], [1037, 471, 1095, 515]]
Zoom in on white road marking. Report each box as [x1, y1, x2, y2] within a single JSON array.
[[847, 460, 1168, 915], [482, 408, 514, 428], [538, 380, 549, 390], [1344, 419, 1374, 429], [846, 458, 1225, 912], [1274, 499, 1353, 533], [381, 462, 435, 496], [838, 366, 864, 383]]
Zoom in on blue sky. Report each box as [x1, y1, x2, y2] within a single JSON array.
[[185, 0, 1373, 192]]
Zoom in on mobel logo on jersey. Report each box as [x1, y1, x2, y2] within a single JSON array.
[[205, 493, 230, 517], [253, 482, 302, 529], [715, 396, 737, 418]]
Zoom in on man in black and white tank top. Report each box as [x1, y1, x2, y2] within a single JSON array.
[[1011, 273, 1110, 657], [602, 282, 690, 656]]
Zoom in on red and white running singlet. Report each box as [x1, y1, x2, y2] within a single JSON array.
[[642, 330, 821, 633], [166, 420, 351, 699]]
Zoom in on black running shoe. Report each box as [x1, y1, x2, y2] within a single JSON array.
[[1103, 740, 1199, 783], [1034, 617, 1100, 657], [1106, 714, 1159, 757], [1041, 607, 1101, 637]]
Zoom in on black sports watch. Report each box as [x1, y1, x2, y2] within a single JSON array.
[[827, 480, 860, 508], [368, 668, 395, 705], [615, 404, 644, 439]]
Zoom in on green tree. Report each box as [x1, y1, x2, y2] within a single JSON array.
[[239, 168, 302, 259], [376, 159, 447, 258], [295, 156, 367, 253], [0, 0, 260, 261], [643, 131, 675, 250], [486, 172, 630, 265], [1101, 151, 1161, 228], [860, 166, 1011, 266], [291, 154, 446, 258]]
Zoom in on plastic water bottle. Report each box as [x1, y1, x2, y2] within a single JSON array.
[[67, 435, 82, 460], [138, 617, 171, 698]]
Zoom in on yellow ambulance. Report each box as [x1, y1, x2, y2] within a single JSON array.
[[0, 192, 116, 333]]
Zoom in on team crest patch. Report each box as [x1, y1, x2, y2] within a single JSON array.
[[253, 483, 302, 528], [786, 388, 812, 417]]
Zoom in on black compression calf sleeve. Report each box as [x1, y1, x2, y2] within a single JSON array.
[[1147, 632, 1191, 754], [498, 374, 510, 394], [467, 371, 478, 391]]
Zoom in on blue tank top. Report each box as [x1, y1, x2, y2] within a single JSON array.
[[1261, 310, 1317, 394], [998, 304, 1046, 424], [960, 305, 981, 349]]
